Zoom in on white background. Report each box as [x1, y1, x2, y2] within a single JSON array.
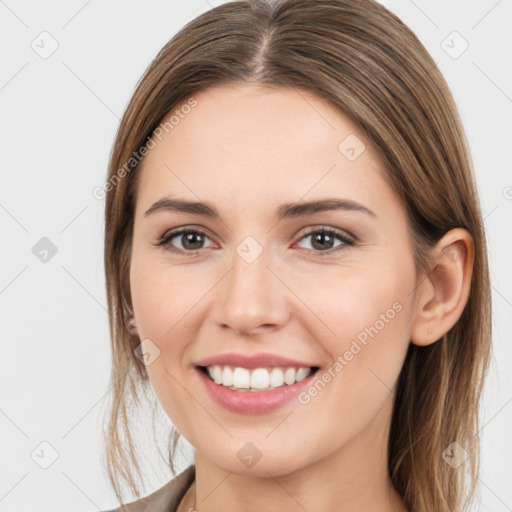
[[0, 1, 510, 510]]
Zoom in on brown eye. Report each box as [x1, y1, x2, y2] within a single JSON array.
[[155, 226, 354, 258], [157, 228, 214, 255], [295, 228, 354, 256]]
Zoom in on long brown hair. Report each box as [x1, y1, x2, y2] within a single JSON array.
[[101, 1, 492, 510]]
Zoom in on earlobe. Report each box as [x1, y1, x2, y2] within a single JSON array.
[[410, 228, 474, 347]]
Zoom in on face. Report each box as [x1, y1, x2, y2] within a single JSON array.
[[129, 83, 419, 476]]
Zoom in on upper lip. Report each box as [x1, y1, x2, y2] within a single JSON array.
[[195, 352, 319, 369]]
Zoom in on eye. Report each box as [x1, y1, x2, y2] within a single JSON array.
[[156, 228, 214, 256], [294, 227, 354, 256], [155, 226, 355, 257]]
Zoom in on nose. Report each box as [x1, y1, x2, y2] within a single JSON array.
[[212, 244, 291, 337]]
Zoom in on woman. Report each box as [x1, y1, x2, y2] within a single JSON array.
[[101, 0, 492, 511]]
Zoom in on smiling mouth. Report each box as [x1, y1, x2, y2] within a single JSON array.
[[197, 365, 320, 392]]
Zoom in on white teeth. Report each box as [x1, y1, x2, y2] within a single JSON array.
[[284, 368, 296, 385], [222, 366, 233, 386], [232, 367, 251, 389], [204, 365, 313, 391], [212, 365, 223, 384], [295, 367, 311, 382], [206, 366, 214, 380], [251, 368, 270, 390], [269, 367, 284, 387]]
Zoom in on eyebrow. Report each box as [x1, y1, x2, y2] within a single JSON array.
[[144, 197, 377, 221]]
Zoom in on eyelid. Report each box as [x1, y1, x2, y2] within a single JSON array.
[[294, 224, 355, 243], [156, 226, 217, 251], [157, 224, 216, 242], [157, 224, 355, 242], [155, 224, 356, 256]]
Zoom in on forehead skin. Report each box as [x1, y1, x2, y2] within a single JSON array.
[[134, 83, 406, 252]]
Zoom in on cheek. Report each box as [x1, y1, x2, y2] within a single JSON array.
[[293, 256, 414, 390], [288, 272, 413, 453], [130, 251, 198, 339], [129, 254, 202, 432], [297, 264, 409, 337]]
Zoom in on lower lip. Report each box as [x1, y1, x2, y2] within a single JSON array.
[[195, 367, 317, 414]]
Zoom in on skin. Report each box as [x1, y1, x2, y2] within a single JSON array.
[[128, 83, 474, 512]]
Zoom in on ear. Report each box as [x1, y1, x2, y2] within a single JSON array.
[[127, 314, 140, 338], [410, 228, 474, 346]]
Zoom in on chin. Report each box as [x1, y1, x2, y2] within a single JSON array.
[[200, 444, 309, 478]]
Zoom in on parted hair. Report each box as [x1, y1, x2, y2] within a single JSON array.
[[101, 1, 492, 511]]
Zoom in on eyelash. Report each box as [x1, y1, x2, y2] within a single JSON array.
[[155, 226, 355, 257]]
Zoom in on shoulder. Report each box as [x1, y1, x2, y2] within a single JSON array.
[[102, 465, 195, 512]]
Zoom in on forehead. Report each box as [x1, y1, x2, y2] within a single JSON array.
[[135, 83, 397, 218]]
